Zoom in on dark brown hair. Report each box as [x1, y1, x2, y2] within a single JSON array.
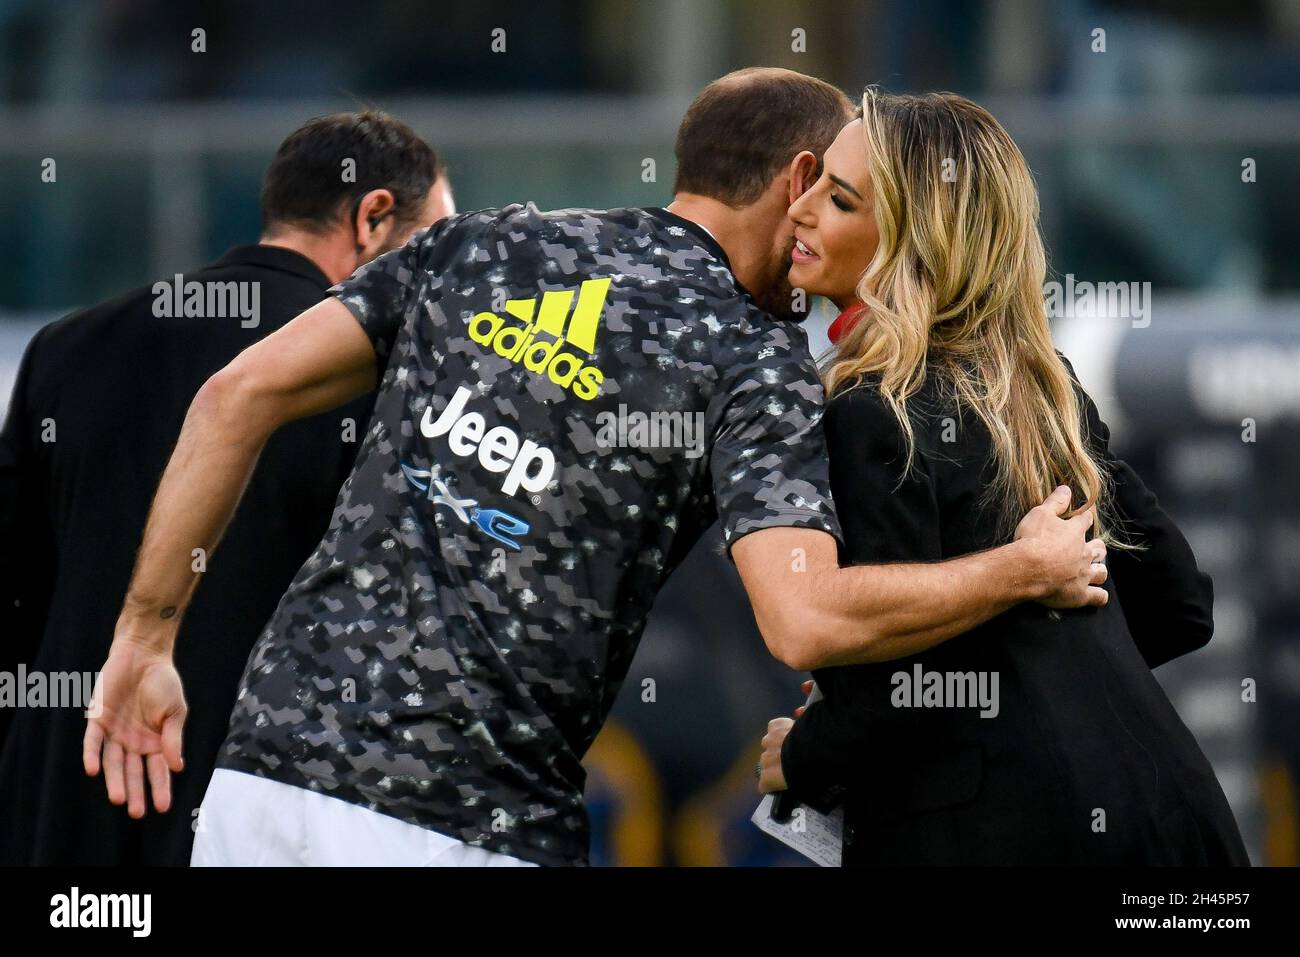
[[673, 68, 854, 207], [260, 110, 443, 234]]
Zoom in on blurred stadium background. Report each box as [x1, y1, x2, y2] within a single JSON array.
[[1, 0, 1296, 865]]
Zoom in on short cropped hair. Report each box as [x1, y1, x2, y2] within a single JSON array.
[[260, 110, 442, 233], [673, 68, 855, 207]]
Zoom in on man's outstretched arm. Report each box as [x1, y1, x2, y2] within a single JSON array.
[[114, 298, 376, 647], [732, 485, 1108, 671], [84, 298, 376, 816]]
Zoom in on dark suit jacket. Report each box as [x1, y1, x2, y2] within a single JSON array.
[[781, 359, 1249, 866], [0, 246, 375, 865]]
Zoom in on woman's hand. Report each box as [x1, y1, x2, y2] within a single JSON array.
[[759, 717, 794, 793], [794, 679, 813, 717]]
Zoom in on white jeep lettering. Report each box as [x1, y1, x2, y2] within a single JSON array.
[[448, 413, 485, 456], [420, 386, 555, 496], [480, 426, 518, 471]]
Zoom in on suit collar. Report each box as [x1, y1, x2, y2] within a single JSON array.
[[210, 244, 330, 289]]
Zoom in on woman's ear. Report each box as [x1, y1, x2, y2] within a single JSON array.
[[787, 150, 819, 205]]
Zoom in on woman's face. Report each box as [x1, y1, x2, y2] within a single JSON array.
[[787, 120, 879, 310]]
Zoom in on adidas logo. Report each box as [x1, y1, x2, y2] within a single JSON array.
[[468, 277, 611, 400]]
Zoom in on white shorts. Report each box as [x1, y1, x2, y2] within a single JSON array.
[[190, 768, 538, 867]]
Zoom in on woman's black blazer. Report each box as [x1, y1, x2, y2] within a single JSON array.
[[780, 358, 1249, 866]]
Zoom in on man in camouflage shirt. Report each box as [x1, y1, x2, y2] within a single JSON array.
[[85, 69, 1107, 866]]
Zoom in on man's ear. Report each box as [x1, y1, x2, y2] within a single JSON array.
[[787, 150, 819, 205], [352, 188, 397, 247]]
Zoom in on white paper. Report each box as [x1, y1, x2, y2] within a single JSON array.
[[751, 793, 843, 867], [751, 682, 843, 866]]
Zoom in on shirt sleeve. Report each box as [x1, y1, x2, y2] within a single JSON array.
[[705, 313, 842, 553], [1060, 354, 1215, 669], [782, 693, 883, 800], [328, 214, 463, 367]]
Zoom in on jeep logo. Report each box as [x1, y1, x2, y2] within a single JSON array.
[[420, 386, 556, 496]]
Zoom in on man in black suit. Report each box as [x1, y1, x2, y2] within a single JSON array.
[[0, 110, 453, 865]]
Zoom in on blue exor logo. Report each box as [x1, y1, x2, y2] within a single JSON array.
[[401, 463, 531, 551]]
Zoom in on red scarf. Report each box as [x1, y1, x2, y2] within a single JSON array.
[[827, 302, 866, 345]]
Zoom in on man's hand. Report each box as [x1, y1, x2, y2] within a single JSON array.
[[83, 638, 187, 817], [758, 717, 793, 794], [1014, 486, 1108, 609]]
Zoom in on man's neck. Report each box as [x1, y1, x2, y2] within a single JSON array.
[[259, 227, 355, 286], [666, 194, 776, 294]]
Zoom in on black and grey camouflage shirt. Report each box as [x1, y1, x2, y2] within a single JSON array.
[[217, 204, 841, 865]]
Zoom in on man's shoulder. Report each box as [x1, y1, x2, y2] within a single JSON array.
[[33, 283, 157, 353], [465, 202, 690, 242], [714, 307, 818, 366], [441, 202, 748, 306], [28, 253, 308, 368], [463, 203, 729, 258], [406, 203, 634, 263]]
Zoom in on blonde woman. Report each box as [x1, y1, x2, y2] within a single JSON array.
[[758, 90, 1248, 865]]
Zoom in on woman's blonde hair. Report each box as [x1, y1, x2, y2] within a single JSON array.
[[825, 88, 1127, 545]]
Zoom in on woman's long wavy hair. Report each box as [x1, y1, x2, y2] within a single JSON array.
[[825, 89, 1127, 545]]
